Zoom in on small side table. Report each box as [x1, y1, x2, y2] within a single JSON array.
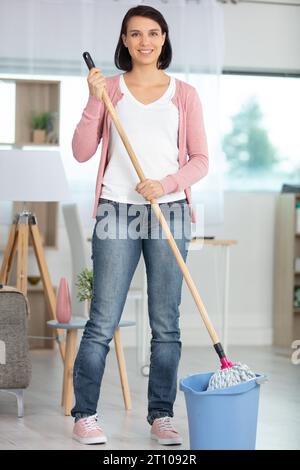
[[47, 318, 135, 416]]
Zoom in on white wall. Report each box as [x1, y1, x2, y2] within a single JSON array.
[[222, 2, 300, 72]]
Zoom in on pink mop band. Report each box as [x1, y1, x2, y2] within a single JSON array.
[[220, 357, 234, 369]]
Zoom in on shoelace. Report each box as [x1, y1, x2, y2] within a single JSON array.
[[81, 414, 102, 432], [157, 417, 177, 433]]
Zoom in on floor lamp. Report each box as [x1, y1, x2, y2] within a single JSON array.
[[0, 150, 71, 361]]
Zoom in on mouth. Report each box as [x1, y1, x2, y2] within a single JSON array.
[[138, 49, 153, 55]]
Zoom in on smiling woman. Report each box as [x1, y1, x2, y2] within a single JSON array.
[[114, 6, 172, 72], [121, 20, 165, 69], [114, 13, 172, 108], [71, 3, 209, 447]]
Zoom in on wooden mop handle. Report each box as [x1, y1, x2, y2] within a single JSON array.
[[82, 52, 220, 346]]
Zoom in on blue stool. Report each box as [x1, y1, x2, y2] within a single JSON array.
[[47, 318, 135, 415]]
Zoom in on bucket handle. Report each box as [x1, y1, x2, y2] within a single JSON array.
[[255, 375, 268, 385]]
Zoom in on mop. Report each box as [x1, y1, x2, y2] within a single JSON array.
[[82, 52, 256, 390]]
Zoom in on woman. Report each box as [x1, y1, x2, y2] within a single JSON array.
[[71, 4, 208, 446]]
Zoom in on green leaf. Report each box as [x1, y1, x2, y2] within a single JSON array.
[[31, 112, 52, 130], [76, 268, 94, 302]]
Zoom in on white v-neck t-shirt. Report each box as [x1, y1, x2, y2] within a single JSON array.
[[101, 74, 185, 204]]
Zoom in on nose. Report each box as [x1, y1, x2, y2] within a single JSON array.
[[140, 33, 151, 46]]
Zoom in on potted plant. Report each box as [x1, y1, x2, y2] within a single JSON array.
[[31, 112, 52, 144], [76, 268, 93, 315]]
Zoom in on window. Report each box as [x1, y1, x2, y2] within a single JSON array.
[[220, 73, 300, 191]]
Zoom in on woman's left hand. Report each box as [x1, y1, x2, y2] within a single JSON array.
[[135, 179, 165, 201]]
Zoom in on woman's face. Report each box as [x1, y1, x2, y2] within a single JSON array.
[[122, 16, 166, 68]]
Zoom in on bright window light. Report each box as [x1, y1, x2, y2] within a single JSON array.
[[220, 74, 300, 191]]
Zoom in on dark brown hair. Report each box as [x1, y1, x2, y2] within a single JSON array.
[[114, 5, 172, 71]]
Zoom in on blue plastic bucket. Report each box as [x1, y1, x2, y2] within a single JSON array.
[[179, 372, 265, 450]]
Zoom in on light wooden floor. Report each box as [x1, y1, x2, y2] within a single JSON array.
[[0, 345, 299, 450]]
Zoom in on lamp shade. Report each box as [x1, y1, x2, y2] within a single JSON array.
[[0, 149, 71, 201]]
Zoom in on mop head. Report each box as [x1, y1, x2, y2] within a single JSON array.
[[207, 362, 256, 390]]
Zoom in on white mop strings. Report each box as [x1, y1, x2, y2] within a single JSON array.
[[208, 362, 256, 390]]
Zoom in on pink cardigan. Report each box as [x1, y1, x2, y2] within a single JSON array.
[[72, 74, 209, 223]]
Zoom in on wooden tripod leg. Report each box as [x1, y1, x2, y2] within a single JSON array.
[[113, 328, 132, 411], [0, 222, 18, 285], [16, 222, 29, 293], [30, 221, 65, 362]]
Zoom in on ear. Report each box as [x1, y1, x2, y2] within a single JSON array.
[[162, 32, 166, 46], [122, 33, 127, 48]]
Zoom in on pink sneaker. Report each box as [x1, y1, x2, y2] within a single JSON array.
[[151, 417, 183, 445], [72, 414, 107, 445]]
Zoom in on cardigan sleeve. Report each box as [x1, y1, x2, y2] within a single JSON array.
[[72, 94, 105, 163], [160, 87, 209, 194]]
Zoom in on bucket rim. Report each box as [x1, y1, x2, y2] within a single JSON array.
[[179, 372, 265, 396]]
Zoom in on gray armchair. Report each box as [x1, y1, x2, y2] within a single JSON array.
[[0, 286, 32, 417]]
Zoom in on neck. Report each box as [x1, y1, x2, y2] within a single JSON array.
[[125, 64, 166, 85]]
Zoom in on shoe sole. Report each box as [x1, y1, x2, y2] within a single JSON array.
[[72, 433, 107, 445], [151, 433, 183, 446]]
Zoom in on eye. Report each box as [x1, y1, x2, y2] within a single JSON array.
[[150, 32, 158, 36], [131, 33, 139, 37]]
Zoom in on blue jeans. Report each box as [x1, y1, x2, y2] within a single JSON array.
[[71, 198, 191, 424]]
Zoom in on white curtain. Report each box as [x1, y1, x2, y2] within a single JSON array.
[[0, 0, 225, 229], [175, 0, 225, 230], [0, 0, 224, 74]]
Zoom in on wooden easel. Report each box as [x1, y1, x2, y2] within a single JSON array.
[[0, 211, 65, 361]]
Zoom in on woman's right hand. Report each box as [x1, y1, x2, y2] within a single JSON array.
[[87, 68, 106, 101]]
